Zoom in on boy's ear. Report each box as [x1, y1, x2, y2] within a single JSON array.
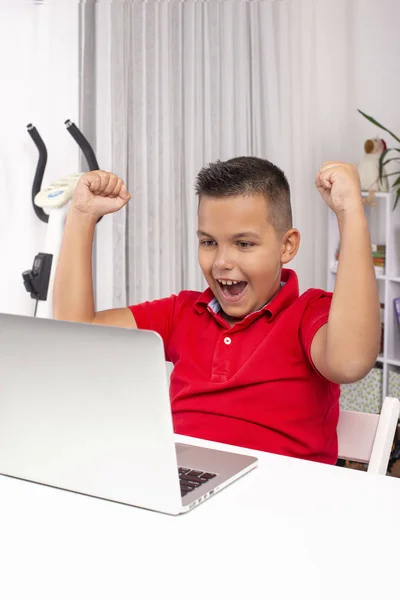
[[281, 228, 300, 265]]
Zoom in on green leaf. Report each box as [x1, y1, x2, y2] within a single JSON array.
[[379, 148, 391, 181], [358, 109, 400, 144], [380, 171, 400, 178], [392, 175, 400, 188], [382, 148, 400, 159], [382, 157, 400, 167]]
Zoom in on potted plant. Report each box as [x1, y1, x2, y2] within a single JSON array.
[[358, 109, 400, 209]]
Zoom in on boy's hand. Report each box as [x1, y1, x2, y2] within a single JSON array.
[[315, 162, 362, 217], [71, 170, 131, 220]]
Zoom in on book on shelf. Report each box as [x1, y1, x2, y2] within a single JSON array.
[[371, 244, 386, 253], [331, 261, 385, 276], [371, 244, 386, 273], [394, 298, 400, 333], [332, 243, 386, 275]]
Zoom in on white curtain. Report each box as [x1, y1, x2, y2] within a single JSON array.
[[91, 0, 400, 310]]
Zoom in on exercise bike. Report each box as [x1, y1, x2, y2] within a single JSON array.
[[22, 119, 99, 318]]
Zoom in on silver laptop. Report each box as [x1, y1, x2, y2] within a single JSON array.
[[0, 313, 257, 514]]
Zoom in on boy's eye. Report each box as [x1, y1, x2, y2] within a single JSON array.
[[236, 241, 254, 249], [200, 240, 216, 247]]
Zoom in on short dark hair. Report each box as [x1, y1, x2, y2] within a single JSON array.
[[195, 156, 292, 234]]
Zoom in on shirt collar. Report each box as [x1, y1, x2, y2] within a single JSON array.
[[194, 268, 299, 322]]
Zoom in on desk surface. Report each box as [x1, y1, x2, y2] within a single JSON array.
[[0, 434, 399, 600]]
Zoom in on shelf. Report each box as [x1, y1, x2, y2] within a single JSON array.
[[329, 267, 400, 283], [328, 189, 400, 408], [361, 191, 391, 199], [387, 358, 400, 368], [330, 268, 387, 279], [373, 357, 400, 367]]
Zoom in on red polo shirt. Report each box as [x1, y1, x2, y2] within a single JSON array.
[[128, 269, 340, 464]]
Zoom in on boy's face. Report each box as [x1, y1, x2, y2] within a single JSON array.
[[197, 193, 297, 323]]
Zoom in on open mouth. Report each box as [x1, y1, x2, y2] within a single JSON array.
[[216, 279, 248, 303]]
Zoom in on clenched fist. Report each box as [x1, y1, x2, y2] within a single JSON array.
[[315, 162, 362, 216], [71, 170, 131, 219]]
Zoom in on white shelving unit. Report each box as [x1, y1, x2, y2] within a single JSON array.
[[327, 190, 400, 402]]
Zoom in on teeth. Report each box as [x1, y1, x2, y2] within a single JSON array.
[[218, 280, 239, 285]]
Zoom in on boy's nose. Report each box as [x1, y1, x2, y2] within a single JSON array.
[[214, 253, 235, 271]]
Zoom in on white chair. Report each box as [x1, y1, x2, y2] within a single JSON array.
[[337, 396, 400, 475]]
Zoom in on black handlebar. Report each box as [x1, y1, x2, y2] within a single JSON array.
[[26, 123, 49, 223], [27, 120, 101, 224], [65, 120, 102, 223], [65, 119, 99, 171]]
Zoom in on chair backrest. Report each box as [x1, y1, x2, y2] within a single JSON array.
[[337, 396, 400, 475]]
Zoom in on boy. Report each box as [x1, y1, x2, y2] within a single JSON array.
[[54, 157, 381, 464]]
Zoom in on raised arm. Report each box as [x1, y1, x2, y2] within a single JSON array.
[[310, 162, 381, 384], [53, 170, 136, 328]]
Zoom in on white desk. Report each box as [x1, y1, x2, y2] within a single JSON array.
[[0, 434, 399, 600]]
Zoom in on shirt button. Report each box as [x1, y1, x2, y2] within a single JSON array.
[[224, 337, 232, 345]]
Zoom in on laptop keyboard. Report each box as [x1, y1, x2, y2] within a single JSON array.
[[179, 467, 217, 497]]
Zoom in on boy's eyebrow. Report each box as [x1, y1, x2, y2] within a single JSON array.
[[231, 231, 262, 240], [197, 230, 262, 240]]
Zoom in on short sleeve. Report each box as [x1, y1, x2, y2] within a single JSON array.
[[300, 293, 332, 372], [128, 295, 177, 359]]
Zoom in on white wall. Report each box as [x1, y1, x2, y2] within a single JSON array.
[[312, 0, 400, 164], [0, 3, 79, 316], [274, 0, 400, 291]]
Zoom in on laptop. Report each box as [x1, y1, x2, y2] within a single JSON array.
[[0, 313, 257, 515]]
